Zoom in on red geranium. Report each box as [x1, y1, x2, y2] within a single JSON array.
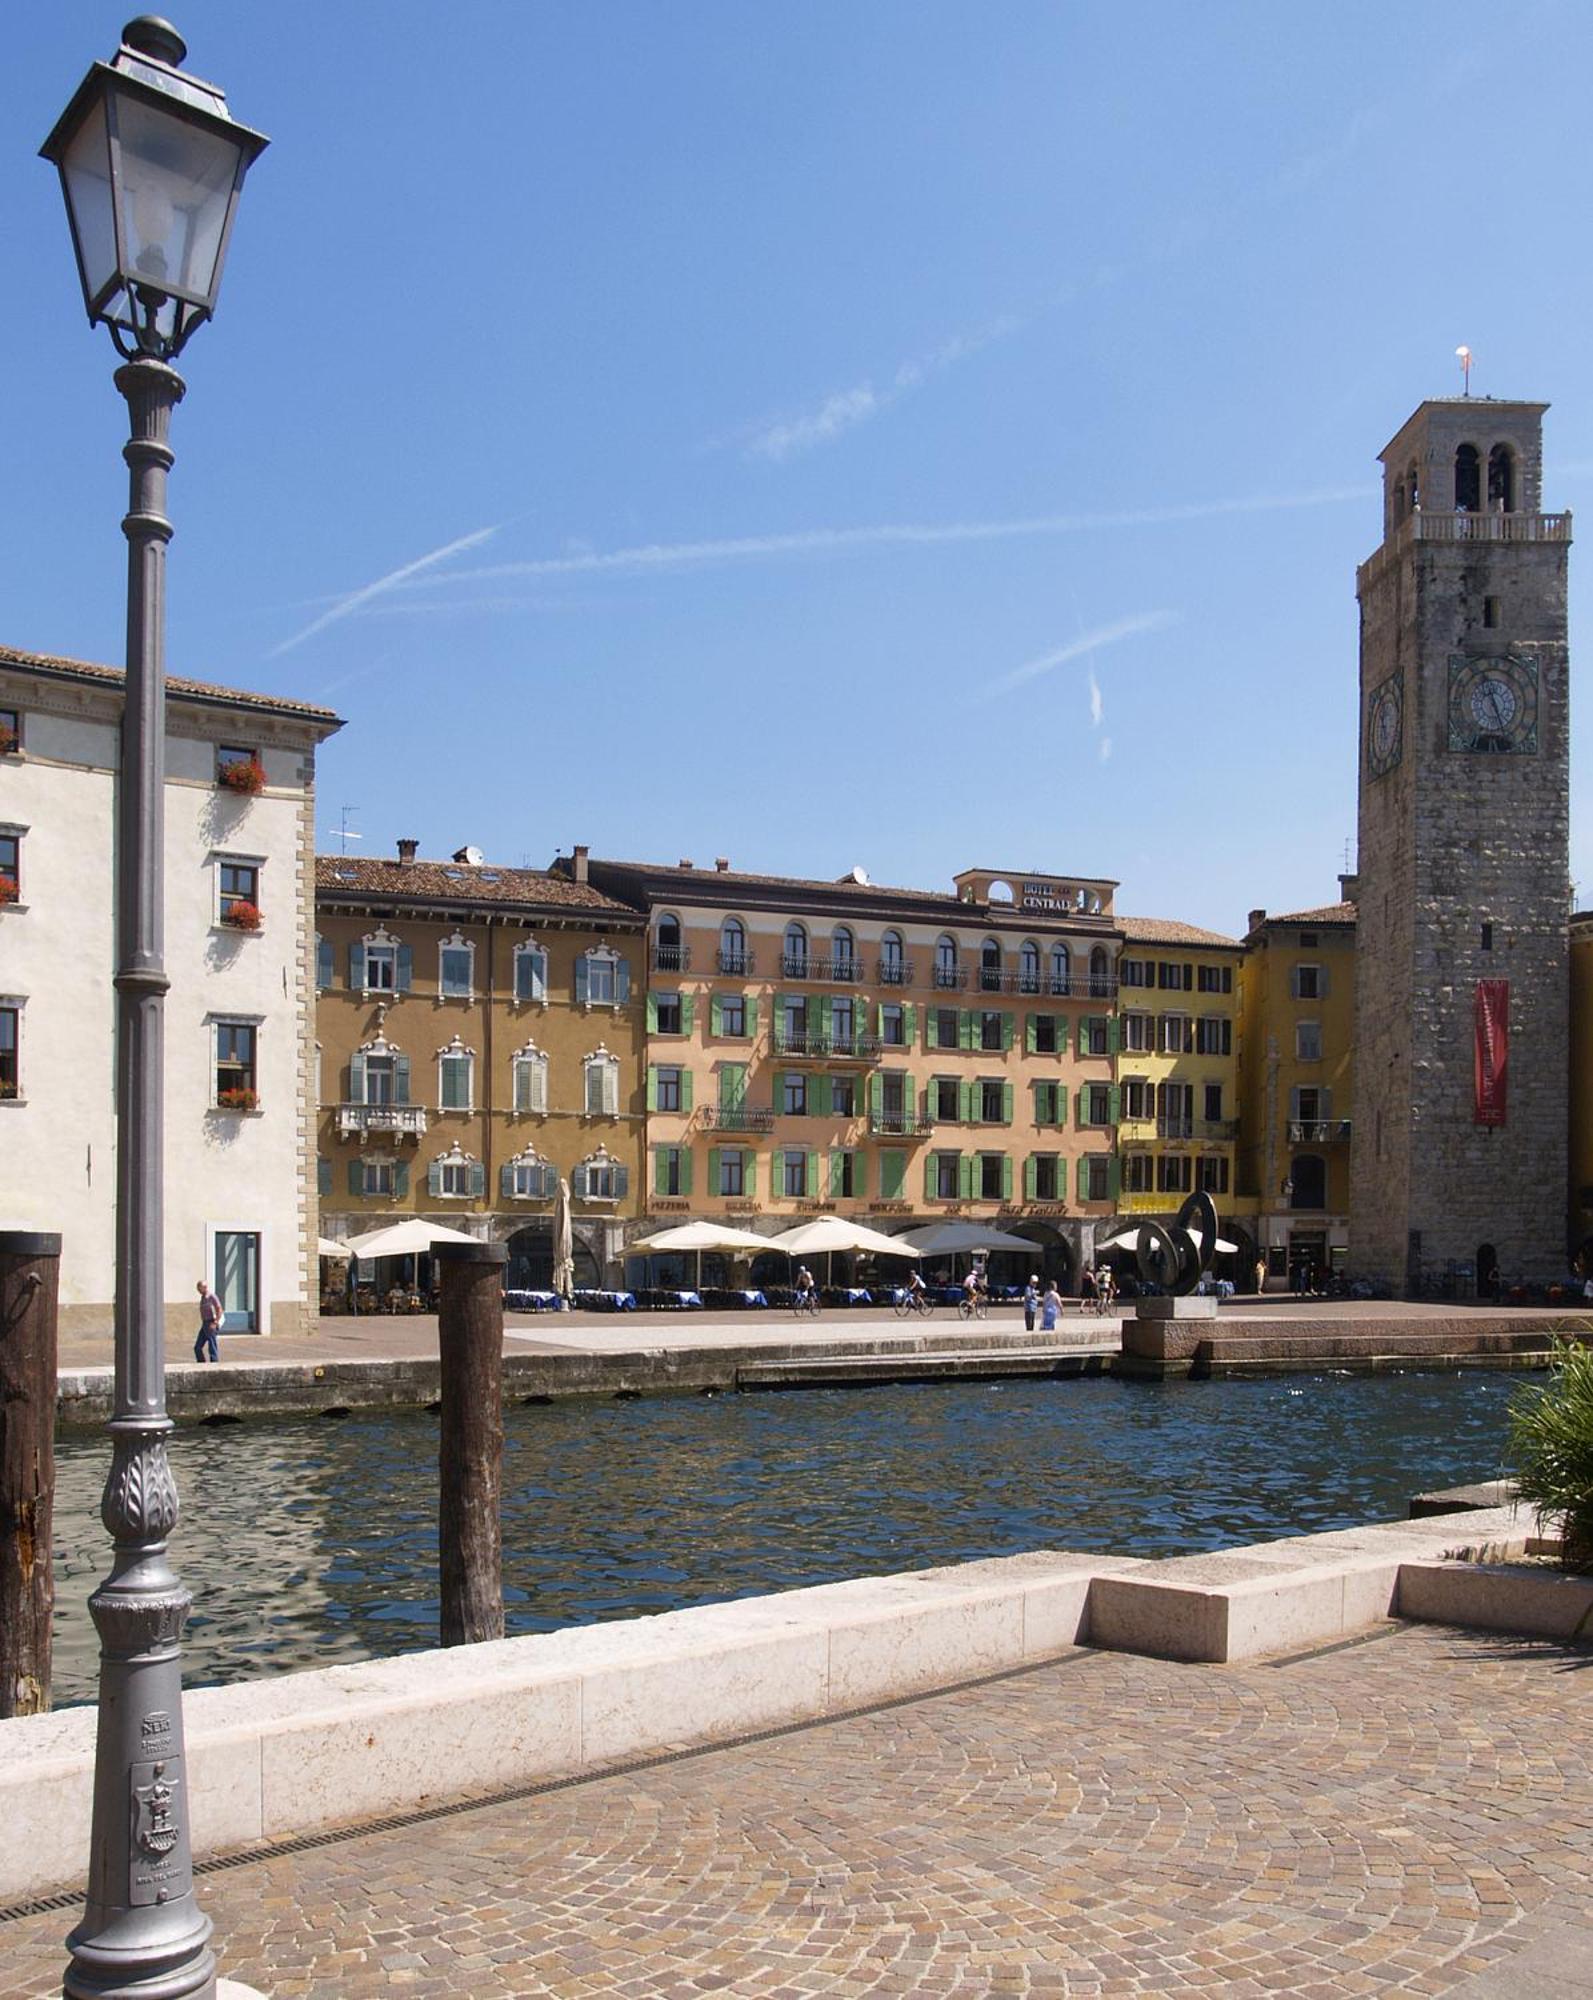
[[223, 900, 262, 932], [218, 756, 266, 796]]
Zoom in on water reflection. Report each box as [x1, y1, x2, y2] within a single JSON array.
[[50, 1372, 1515, 1706]]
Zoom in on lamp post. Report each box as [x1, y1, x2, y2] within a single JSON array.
[[40, 19, 267, 1998]]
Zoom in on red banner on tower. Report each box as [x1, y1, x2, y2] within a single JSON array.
[[1474, 979, 1509, 1126]]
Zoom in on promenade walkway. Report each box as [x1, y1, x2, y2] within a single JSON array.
[[4, 1621, 1587, 1996]]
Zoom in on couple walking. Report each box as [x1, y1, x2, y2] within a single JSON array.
[[1022, 1274, 1064, 1331]]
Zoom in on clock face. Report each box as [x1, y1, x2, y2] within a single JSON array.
[[1367, 675, 1402, 776], [1448, 655, 1538, 754]]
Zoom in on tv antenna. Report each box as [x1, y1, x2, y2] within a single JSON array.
[[335, 804, 363, 855]]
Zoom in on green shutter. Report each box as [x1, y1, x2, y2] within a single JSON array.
[[347, 1159, 361, 1197], [395, 943, 413, 992], [646, 992, 658, 1033], [1108, 1014, 1120, 1055], [468, 1160, 486, 1198], [903, 1003, 917, 1045], [1025, 1014, 1037, 1054], [710, 994, 723, 1036], [852, 1151, 866, 1198], [818, 994, 833, 1040], [927, 1010, 940, 1050], [829, 1149, 844, 1197], [1002, 1081, 1013, 1125], [681, 992, 695, 1034], [745, 994, 759, 1036], [1108, 1154, 1120, 1201], [1056, 1014, 1070, 1052], [998, 1012, 1011, 1051], [394, 1056, 411, 1105], [681, 1148, 694, 1196], [680, 1069, 693, 1113], [721, 1062, 746, 1108], [349, 1049, 367, 1102], [348, 941, 366, 989], [574, 956, 589, 1003], [960, 1154, 976, 1201], [1075, 1087, 1085, 1128], [881, 1151, 903, 1200], [1002, 1155, 1013, 1201], [1024, 1154, 1037, 1200], [870, 1072, 884, 1121], [499, 1162, 515, 1200], [708, 1146, 721, 1192], [646, 1065, 658, 1112], [317, 1156, 332, 1197], [924, 1154, 936, 1199], [960, 1079, 975, 1123], [811, 1073, 831, 1117], [807, 1149, 820, 1195], [394, 1161, 409, 1199], [745, 1150, 756, 1198], [1109, 1084, 1121, 1125], [427, 1160, 443, 1198], [959, 1009, 976, 1051]]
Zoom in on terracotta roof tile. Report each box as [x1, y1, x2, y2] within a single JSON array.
[[1118, 915, 1243, 949], [0, 640, 342, 726], [315, 855, 638, 917], [1266, 902, 1358, 927]]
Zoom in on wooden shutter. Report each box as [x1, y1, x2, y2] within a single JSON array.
[[806, 1150, 820, 1195], [571, 1163, 588, 1198], [615, 958, 631, 1003], [1108, 1015, 1120, 1055], [680, 1149, 693, 1196], [654, 1149, 669, 1196], [1056, 1014, 1070, 1052], [870, 1072, 884, 1121], [395, 942, 413, 992], [394, 1055, 412, 1105], [1289, 1086, 1302, 1120], [722, 1062, 746, 1108], [1001, 1013, 1014, 1051], [959, 1009, 976, 1051], [1001, 1155, 1013, 1200], [1075, 1087, 1085, 1127], [349, 1049, 367, 1103], [1023, 1154, 1037, 1200], [348, 940, 366, 988], [745, 994, 759, 1036], [852, 1151, 867, 1198], [468, 1160, 485, 1198], [645, 1065, 658, 1112], [394, 1161, 410, 1199], [880, 1151, 903, 1200], [710, 994, 722, 1036], [927, 1011, 940, 1050], [1002, 1081, 1014, 1124], [316, 937, 334, 990], [708, 1147, 721, 1193], [829, 1150, 845, 1197], [574, 955, 589, 1003], [427, 1159, 443, 1198], [1025, 1014, 1037, 1054], [500, 1162, 516, 1200], [317, 1156, 331, 1196], [959, 1154, 976, 1201], [903, 1004, 917, 1045], [681, 992, 695, 1034], [960, 1079, 975, 1123], [744, 1150, 756, 1199], [680, 1069, 693, 1113], [811, 1073, 831, 1117], [1109, 1084, 1121, 1125], [646, 993, 658, 1033], [346, 1159, 362, 1197], [614, 1164, 630, 1201]]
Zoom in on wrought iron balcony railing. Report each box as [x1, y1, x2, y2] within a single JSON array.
[[1157, 1115, 1194, 1139], [868, 1108, 922, 1136], [652, 943, 691, 971], [1289, 1118, 1352, 1144], [699, 1104, 776, 1132], [337, 1103, 428, 1141], [875, 958, 916, 987], [931, 965, 968, 990], [716, 949, 756, 976]]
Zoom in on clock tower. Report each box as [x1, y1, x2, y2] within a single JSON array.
[[1348, 398, 1571, 1292]]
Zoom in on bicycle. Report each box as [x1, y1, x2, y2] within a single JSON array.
[[791, 1289, 820, 1317], [893, 1288, 935, 1319], [957, 1292, 989, 1322]]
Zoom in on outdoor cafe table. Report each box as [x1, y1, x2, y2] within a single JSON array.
[[573, 1289, 637, 1312], [504, 1289, 564, 1312]]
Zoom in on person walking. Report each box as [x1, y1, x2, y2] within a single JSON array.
[[1023, 1274, 1040, 1332], [193, 1278, 222, 1363], [1039, 1281, 1061, 1331]]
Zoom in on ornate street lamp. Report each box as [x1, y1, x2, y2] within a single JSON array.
[[40, 20, 267, 1998]]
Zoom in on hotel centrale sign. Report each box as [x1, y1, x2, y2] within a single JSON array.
[[1021, 881, 1068, 910]]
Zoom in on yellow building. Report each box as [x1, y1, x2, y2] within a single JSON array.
[[315, 847, 647, 1291], [1237, 897, 1357, 1289], [1569, 911, 1593, 1269], [567, 854, 1123, 1287], [1113, 918, 1243, 1240]]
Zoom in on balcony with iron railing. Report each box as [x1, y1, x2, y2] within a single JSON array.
[[698, 1104, 776, 1132], [1289, 1118, 1352, 1144], [716, 949, 756, 977], [868, 1108, 922, 1136], [780, 953, 865, 982], [337, 1102, 429, 1142], [771, 1024, 882, 1061], [1157, 1116, 1194, 1140], [653, 943, 691, 972], [875, 957, 916, 987], [931, 965, 969, 990]]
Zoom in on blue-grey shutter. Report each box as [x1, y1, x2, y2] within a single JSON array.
[[427, 1159, 443, 1198], [348, 940, 366, 988], [613, 1164, 630, 1201], [349, 1049, 367, 1103], [316, 937, 334, 990], [395, 942, 413, 992], [394, 1161, 410, 1199], [347, 1159, 361, 1196], [615, 958, 631, 1003], [468, 1160, 486, 1198], [394, 1055, 411, 1104], [317, 1156, 332, 1196], [571, 1163, 588, 1197], [500, 1162, 516, 1200], [574, 955, 589, 1003]]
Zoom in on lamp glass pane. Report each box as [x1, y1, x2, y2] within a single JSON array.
[[115, 94, 242, 305], [61, 94, 118, 307]]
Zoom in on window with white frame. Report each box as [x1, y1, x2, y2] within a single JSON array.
[[511, 1041, 548, 1114], [1081, 1155, 1111, 1201], [576, 1145, 624, 1201], [439, 931, 474, 999], [717, 1149, 745, 1197], [1159, 1012, 1193, 1054], [584, 1045, 620, 1115], [781, 1149, 808, 1198], [578, 946, 628, 1006], [433, 1146, 479, 1199], [718, 993, 747, 1036], [437, 1036, 475, 1111], [1122, 1152, 1154, 1193], [1121, 1011, 1152, 1052], [0, 708, 20, 756], [354, 1036, 408, 1105], [506, 1148, 554, 1199], [514, 939, 548, 1003], [1120, 1077, 1153, 1120], [213, 1018, 258, 1108], [357, 927, 404, 995], [361, 1155, 397, 1198], [0, 828, 23, 907], [1195, 1015, 1232, 1056], [216, 857, 262, 928], [0, 999, 20, 1099]]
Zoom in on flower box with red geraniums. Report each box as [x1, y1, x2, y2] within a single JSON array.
[[0, 877, 17, 908], [216, 1086, 259, 1113], [222, 899, 262, 932], [217, 755, 266, 796], [0, 724, 18, 756]]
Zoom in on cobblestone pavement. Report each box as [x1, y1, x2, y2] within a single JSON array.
[[5, 1624, 1589, 1997]]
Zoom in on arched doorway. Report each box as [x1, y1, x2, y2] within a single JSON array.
[[1475, 1241, 1499, 1299], [1003, 1221, 1073, 1291], [506, 1224, 552, 1291]]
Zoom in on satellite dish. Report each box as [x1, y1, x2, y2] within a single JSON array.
[[453, 845, 486, 866]]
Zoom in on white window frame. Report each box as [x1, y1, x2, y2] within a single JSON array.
[[514, 938, 549, 1004], [362, 926, 399, 995], [209, 1012, 263, 1110], [511, 1040, 549, 1114], [438, 929, 475, 1000], [213, 851, 265, 929], [203, 1221, 269, 1334], [508, 1149, 552, 1200], [0, 994, 23, 1104], [435, 1144, 476, 1199], [583, 947, 621, 1006], [1122, 1011, 1152, 1053], [0, 824, 27, 910], [584, 1045, 620, 1116], [436, 1036, 476, 1113], [579, 1145, 621, 1202], [361, 1154, 397, 1198]]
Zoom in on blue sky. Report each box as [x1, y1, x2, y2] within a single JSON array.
[[6, 2, 1593, 932]]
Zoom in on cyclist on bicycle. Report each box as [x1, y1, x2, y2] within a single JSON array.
[[961, 1268, 984, 1315], [1096, 1264, 1117, 1313], [794, 1264, 816, 1308], [906, 1268, 927, 1304]]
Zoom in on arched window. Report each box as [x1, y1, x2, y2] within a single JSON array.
[[831, 925, 856, 979], [1089, 946, 1111, 999], [655, 912, 685, 972], [720, 916, 749, 975], [1019, 940, 1041, 994], [1407, 459, 1420, 510], [1050, 943, 1071, 996], [1488, 443, 1516, 513], [511, 1040, 548, 1115], [980, 938, 1003, 992], [1454, 443, 1481, 513], [783, 922, 809, 977], [935, 934, 959, 990]]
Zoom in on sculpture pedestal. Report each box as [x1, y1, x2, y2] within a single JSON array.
[[1121, 1294, 1219, 1379]]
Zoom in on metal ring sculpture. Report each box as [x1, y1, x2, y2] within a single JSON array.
[[1133, 1188, 1220, 1296]]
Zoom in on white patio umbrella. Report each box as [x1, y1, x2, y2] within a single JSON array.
[[551, 1175, 575, 1301], [765, 1215, 920, 1289], [316, 1235, 351, 1259], [343, 1217, 483, 1309], [627, 1220, 771, 1295], [897, 1220, 1039, 1256]]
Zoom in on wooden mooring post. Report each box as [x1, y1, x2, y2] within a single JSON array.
[[435, 1239, 506, 1646], [0, 1231, 61, 1717]]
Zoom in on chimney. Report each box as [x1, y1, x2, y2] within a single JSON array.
[[1338, 872, 1360, 906], [1247, 908, 1266, 935], [396, 838, 418, 865], [571, 843, 589, 884], [678, 858, 694, 870], [715, 857, 731, 873]]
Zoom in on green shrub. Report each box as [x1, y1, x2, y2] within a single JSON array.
[[1507, 1337, 1593, 1571]]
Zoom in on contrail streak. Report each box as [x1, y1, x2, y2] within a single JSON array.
[[270, 525, 501, 655]]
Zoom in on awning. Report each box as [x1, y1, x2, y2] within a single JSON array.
[[896, 1220, 1041, 1256], [763, 1216, 920, 1259], [629, 1221, 773, 1254], [316, 1235, 352, 1259], [343, 1218, 484, 1261]]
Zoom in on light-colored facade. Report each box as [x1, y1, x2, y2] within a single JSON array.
[[1238, 899, 1357, 1288], [0, 642, 340, 1335], [1112, 918, 1243, 1231], [1569, 912, 1593, 1270], [571, 856, 1122, 1284], [315, 847, 647, 1290]]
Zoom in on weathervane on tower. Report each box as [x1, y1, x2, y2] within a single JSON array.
[[1456, 345, 1473, 396]]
